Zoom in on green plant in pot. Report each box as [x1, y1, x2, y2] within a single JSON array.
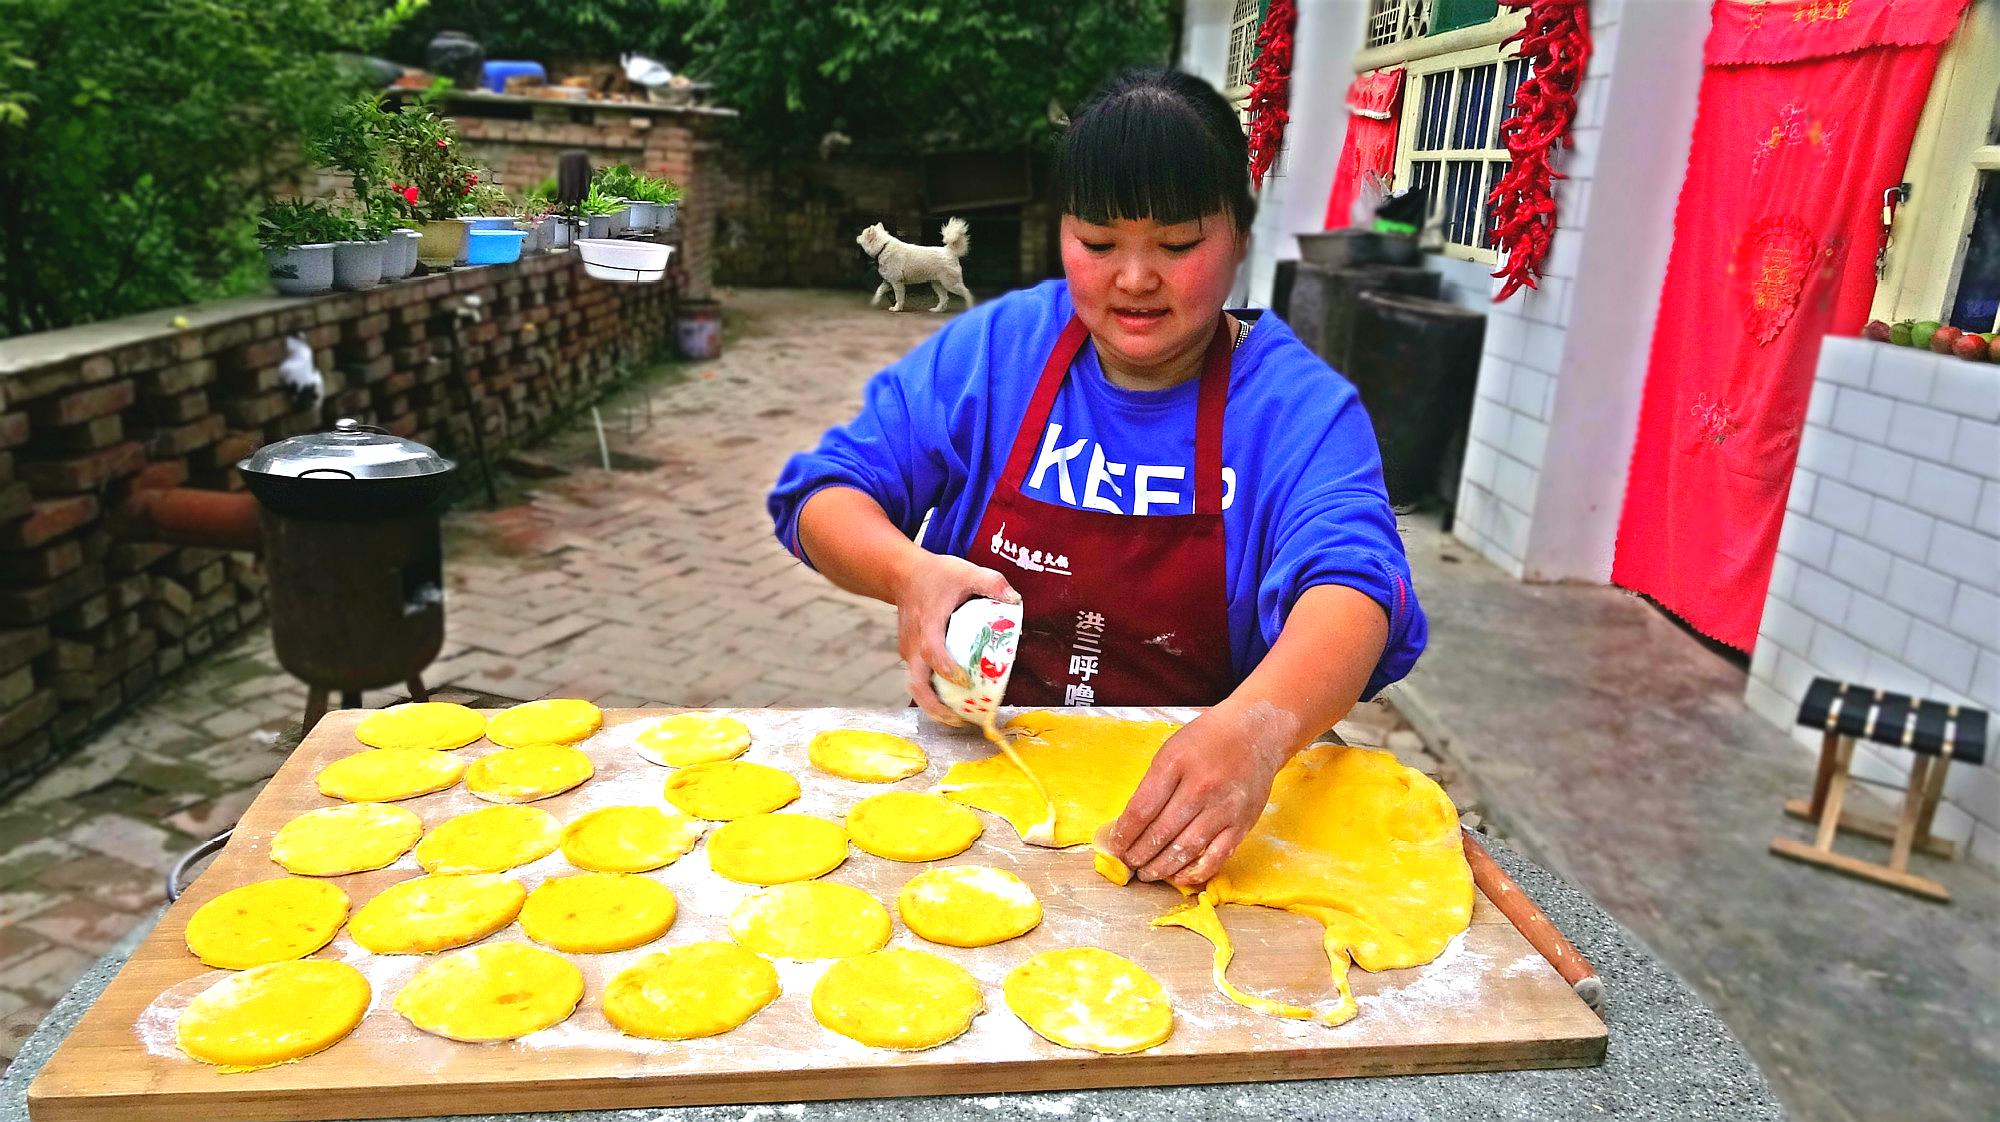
[[259, 199, 350, 296], [384, 101, 479, 266], [580, 183, 625, 240]]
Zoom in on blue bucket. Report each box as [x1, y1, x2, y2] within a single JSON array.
[[463, 216, 517, 232], [464, 229, 527, 266]]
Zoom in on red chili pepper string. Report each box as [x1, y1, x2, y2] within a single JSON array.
[[1246, 0, 1299, 190], [1487, 0, 1593, 302]]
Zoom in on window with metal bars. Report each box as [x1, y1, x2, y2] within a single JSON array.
[[1225, 0, 1264, 95], [1365, 0, 1435, 49], [1398, 55, 1528, 261]]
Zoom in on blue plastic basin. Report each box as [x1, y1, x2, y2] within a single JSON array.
[[481, 60, 548, 94], [464, 229, 527, 266], [463, 216, 517, 232]]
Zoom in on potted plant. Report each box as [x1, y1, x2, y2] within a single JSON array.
[[579, 183, 624, 240], [592, 164, 644, 232], [633, 173, 682, 233], [332, 205, 389, 290], [383, 103, 480, 267], [258, 199, 345, 296]]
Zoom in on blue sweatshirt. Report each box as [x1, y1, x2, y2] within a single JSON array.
[[768, 280, 1425, 698]]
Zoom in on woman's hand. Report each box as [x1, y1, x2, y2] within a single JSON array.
[[891, 551, 1019, 726], [1102, 703, 1295, 888]]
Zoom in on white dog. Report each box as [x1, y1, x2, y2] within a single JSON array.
[[858, 217, 975, 313]]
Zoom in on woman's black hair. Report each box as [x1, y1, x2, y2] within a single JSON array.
[[1054, 68, 1257, 235]]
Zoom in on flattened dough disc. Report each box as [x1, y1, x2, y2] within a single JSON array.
[[176, 960, 370, 1071], [663, 760, 799, 820], [465, 743, 594, 803], [486, 698, 602, 748], [603, 942, 779, 1040], [1003, 947, 1172, 1054], [348, 873, 526, 954], [270, 803, 422, 876], [415, 805, 561, 874], [635, 714, 751, 767], [897, 866, 1041, 948], [940, 711, 1173, 846], [394, 942, 583, 1042], [354, 702, 486, 751], [560, 806, 704, 872], [728, 881, 891, 959], [707, 813, 848, 884], [808, 729, 927, 782], [812, 948, 983, 1050], [845, 791, 981, 862], [317, 747, 465, 803], [520, 872, 677, 953], [184, 878, 348, 969]]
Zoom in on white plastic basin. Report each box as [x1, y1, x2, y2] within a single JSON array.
[[577, 239, 673, 283]]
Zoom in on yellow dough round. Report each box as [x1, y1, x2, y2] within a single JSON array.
[[707, 813, 848, 884], [270, 803, 422, 876], [316, 747, 465, 803], [728, 882, 891, 959], [635, 714, 751, 767], [1003, 947, 1173, 1054], [415, 805, 561, 874], [811, 948, 983, 1050], [348, 874, 526, 954], [897, 866, 1042, 948], [560, 806, 704, 873], [808, 729, 928, 782], [845, 791, 982, 861], [486, 698, 602, 748], [663, 760, 800, 820], [184, 878, 348, 969], [465, 743, 595, 803], [176, 960, 370, 1071], [354, 702, 486, 751], [603, 942, 779, 1040], [520, 873, 677, 953], [394, 941, 583, 1042]]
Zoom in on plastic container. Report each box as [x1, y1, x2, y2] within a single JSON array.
[[675, 299, 722, 357], [462, 216, 516, 232], [464, 229, 527, 266], [331, 240, 387, 290], [931, 597, 1022, 724], [382, 229, 422, 279], [266, 243, 335, 296], [577, 239, 672, 283], [417, 220, 469, 268], [481, 60, 547, 94]]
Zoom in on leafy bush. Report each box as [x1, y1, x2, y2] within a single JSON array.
[[258, 199, 358, 250], [0, 0, 426, 338], [379, 100, 482, 222]]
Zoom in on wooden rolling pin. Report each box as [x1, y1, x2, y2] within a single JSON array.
[[1462, 828, 1606, 1012]]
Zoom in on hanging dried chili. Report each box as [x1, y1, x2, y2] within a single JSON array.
[[1246, 0, 1299, 190], [1487, 0, 1593, 301]]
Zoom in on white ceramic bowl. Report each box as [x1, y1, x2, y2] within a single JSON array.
[[577, 239, 673, 283], [931, 597, 1023, 724]]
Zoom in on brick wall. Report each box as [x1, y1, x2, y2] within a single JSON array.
[[1747, 337, 2000, 866], [0, 252, 679, 790]]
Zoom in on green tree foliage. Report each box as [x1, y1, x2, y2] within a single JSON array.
[[385, 1, 699, 71], [0, 0, 424, 338]]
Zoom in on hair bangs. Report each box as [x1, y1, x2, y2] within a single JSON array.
[[1061, 93, 1234, 230]]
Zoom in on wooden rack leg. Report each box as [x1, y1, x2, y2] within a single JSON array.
[[1806, 729, 1841, 817], [1813, 736, 1855, 851], [1914, 751, 1952, 848], [1887, 755, 1933, 873]]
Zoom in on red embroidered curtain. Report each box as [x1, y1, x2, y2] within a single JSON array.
[[1323, 69, 1404, 229], [1611, 0, 1967, 650]]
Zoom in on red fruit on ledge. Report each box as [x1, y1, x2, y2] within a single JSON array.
[[1930, 326, 1964, 354], [1862, 320, 1892, 342], [1951, 333, 1989, 362]]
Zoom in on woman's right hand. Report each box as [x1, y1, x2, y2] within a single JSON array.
[[892, 552, 1020, 726]]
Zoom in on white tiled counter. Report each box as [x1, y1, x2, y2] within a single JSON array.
[[1748, 336, 2000, 865]]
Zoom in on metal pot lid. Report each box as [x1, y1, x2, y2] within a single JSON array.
[[238, 418, 455, 481]]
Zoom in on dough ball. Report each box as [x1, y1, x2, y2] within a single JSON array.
[[317, 747, 465, 803], [184, 878, 348, 970], [635, 714, 751, 767], [394, 942, 583, 1042], [811, 948, 982, 1050], [176, 960, 369, 1070], [415, 805, 561, 874], [486, 698, 602, 749], [728, 881, 890, 959], [808, 729, 928, 783], [348, 873, 526, 954], [520, 872, 678, 953], [602, 942, 779, 1040], [270, 803, 422, 876], [354, 702, 486, 751], [560, 806, 704, 873], [662, 760, 799, 820], [707, 813, 848, 885], [1003, 947, 1172, 1054], [896, 866, 1041, 948], [465, 743, 594, 803], [845, 791, 982, 862]]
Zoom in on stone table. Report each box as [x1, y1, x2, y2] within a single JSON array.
[[1, 838, 1780, 1121]]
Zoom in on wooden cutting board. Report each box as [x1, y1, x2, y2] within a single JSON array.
[[28, 707, 1606, 1121]]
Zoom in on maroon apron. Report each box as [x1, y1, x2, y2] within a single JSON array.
[[970, 314, 1237, 707]]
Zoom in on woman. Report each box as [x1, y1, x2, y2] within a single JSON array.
[[768, 68, 1426, 888]]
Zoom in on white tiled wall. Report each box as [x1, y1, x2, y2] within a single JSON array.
[[1747, 338, 2000, 867]]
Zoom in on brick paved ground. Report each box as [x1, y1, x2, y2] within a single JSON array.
[[0, 288, 1447, 1068]]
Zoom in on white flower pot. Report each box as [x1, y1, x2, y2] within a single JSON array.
[[332, 240, 387, 290], [382, 229, 421, 279], [657, 201, 680, 233], [578, 239, 672, 284], [546, 218, 574, 250], [266, 243, 335, 296], [585, 214, 614, 239], [628, 201, 660, 232]]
